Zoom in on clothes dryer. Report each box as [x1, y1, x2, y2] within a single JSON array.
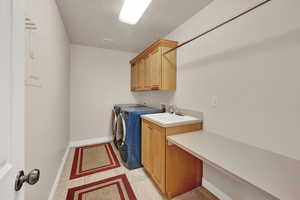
[[116, 106, 163, 169], [112, 104, 143, 149]]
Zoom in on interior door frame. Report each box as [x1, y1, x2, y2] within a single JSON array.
[[10, 0, 26, 174], [0, 0, 25, 198]]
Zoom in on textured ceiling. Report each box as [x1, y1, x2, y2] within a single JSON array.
[[56, 0, 212, 52]]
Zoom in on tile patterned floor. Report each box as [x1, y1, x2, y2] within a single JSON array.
[[53, 143, 209, 200]]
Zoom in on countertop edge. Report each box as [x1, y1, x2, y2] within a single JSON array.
[[141, 115, 202, 127]]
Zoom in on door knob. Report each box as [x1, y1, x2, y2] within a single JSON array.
[[15, 169, 40, 191]]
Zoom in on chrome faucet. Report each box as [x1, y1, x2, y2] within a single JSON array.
[[168, 104, 184, 116], [168, 104, 177, 114]]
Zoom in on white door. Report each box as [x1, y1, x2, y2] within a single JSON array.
[[0, 0, 25, 199]]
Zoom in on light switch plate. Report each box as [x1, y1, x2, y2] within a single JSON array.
[[212, 96, 218, 108]]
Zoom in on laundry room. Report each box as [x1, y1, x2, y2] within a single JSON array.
[[1, 0, 299, 200]]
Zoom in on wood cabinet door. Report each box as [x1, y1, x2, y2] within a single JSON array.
[[149, 48, 162, 89], [135, 61, 141, 90], [165, 123, 203, 198], [161, 46, 176, 90], [150, 124, 165, 191], [166, 144, 202, 198], [131, 63, 138, 90], [130, 64, 135, 90], [142, 121, 151, 171], [137, 58, 145, 90], [144, 55, 152, 90]]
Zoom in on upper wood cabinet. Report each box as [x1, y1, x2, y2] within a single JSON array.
[[130, 39, 178, 91]]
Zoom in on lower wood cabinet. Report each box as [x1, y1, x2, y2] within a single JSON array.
[[142, 120, 166, 190], [141, 119, 203, 198], [166, 144, 202, 198]]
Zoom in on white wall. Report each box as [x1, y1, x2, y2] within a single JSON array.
[[25, 0, 70, 199], [70, 45, 136, 142], [134, 0, 300, 199]]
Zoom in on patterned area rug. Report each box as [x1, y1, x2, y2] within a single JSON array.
[[66, 174, 137, 200], [70, 143, 120, 179]]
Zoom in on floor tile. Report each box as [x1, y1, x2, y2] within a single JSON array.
[[53, 142, 207, 200]]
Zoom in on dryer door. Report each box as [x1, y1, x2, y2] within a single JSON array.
[[111, 109, 118, 137], [116, 114, 126, 149]]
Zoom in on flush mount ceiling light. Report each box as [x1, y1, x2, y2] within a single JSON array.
[[103, 38, 113, 42], [119, 0, 152, 25]]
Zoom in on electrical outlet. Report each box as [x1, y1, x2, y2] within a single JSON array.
[[211, 96, 218, 108], [160, 103, 167, 110]]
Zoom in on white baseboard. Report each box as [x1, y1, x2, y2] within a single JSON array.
[[202, 178, 232, 200], [69, 136, 113, 147], [48, 146, 70, 200]]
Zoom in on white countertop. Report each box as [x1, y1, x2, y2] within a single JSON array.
[[141, 112, 202, 127], [167, 131, 300, 200]]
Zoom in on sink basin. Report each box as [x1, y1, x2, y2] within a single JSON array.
[[141, 112, 202, 127]]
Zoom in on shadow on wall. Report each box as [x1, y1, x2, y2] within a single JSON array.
[[178, 27, 300, 70], [129, 27, 300, 117], [204, 164, 279, 200]]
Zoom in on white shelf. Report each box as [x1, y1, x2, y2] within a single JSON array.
[[167, 131, 300, 200]]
